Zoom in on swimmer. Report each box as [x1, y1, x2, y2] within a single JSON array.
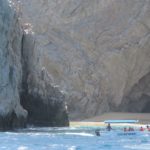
[[95, 129, 100, 136], [139, 126, 144, 131], [106, 123, 112, 131]]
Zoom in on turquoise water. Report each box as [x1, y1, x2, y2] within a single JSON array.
[[0, 127, 150, 150]]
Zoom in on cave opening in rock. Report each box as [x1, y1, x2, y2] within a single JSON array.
[[20, 89, 69, 127], [142, 100, 150, 113]]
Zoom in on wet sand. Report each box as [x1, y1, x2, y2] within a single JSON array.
[[70, 112, 150, 127]]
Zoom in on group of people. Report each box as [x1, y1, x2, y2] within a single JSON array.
[[124, 127, 134, 132], [95, 124, 150, 136], [139, 125, 150, 131], [124, 125, 150, 132]]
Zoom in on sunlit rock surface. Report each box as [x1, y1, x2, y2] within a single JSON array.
[[0, 0, 27, 130], [18, 0, 150, 120]]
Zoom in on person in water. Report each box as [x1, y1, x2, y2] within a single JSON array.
[[95, 129, 100, 136], [139, 126, 144, 131], [128, 127, 134, 131], [146, 125, 150, 131], [124, 127, 127, 132], [106, 123, 112, 131]]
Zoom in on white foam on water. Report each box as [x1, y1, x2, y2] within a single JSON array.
[[65, 132, 94, 136], [124, 144, 150, 150], [68, 146, 77, 150], [0, 127, 150, 150], [17, 146, 28, 150]]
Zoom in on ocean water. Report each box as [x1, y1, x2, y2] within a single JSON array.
[[0, 127, 150, 150]]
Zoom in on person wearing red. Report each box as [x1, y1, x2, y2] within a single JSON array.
[[146, 125, 150, 131], [139, 126, 144, 131]]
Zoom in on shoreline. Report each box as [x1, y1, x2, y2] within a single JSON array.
[[70, 112, 150, 127]]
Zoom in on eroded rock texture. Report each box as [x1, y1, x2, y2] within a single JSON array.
[[0, 0, 69, 130], [18, 0, 150, 120], [0, 0, 27, 130], [20, 33, 69, 126]]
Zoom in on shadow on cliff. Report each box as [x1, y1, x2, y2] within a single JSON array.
[[118, 72, 150, 113], [20, 33, 69, 127]]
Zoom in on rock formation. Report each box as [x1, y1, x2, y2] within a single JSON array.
[[18, 0, 150, 120], [0, 0, 27, 130], [0, 0, 69, 130], [20, 32, 69, 126], [0, 0, 150, 128]]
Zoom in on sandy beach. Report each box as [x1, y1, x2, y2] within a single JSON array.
[[70, 112, 150, 127]]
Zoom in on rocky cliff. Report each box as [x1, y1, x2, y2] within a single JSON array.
[[0, 0, 27, 130], [20, 33, 69, 126], [0, 0, 150, 128], [0, 0, 69, 130], [19, 0, 150, 120]]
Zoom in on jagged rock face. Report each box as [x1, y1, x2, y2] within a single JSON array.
[[19, 0, 150, 120], [0, 0, 27, 130], [0, 0, 69, 129], [20, 32, 69, 126], [20, 70, 69, 126]]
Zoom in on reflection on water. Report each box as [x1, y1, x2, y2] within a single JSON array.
[[0, 127, 150, 150]]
